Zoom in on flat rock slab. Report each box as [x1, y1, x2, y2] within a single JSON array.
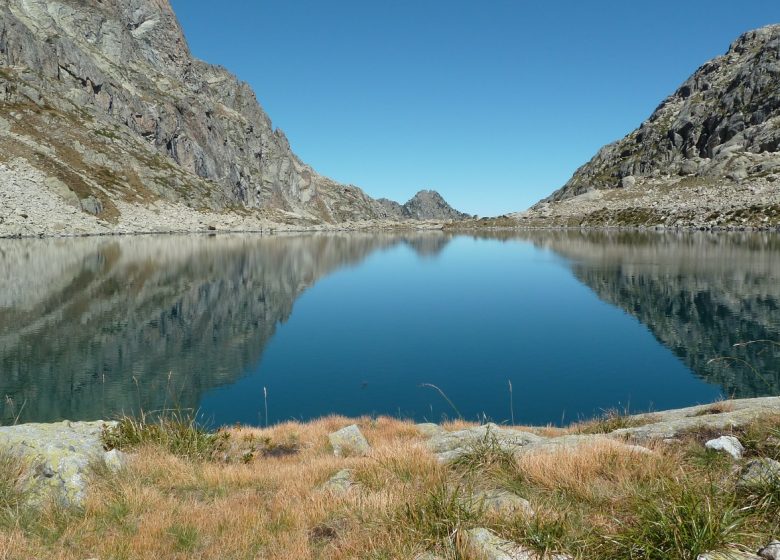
[[612, 397, 780, 443], [0, 420, 120, 506], [328, 424, 371, 457], [463, 528, 572, 560], [427, 423, 543, 463]]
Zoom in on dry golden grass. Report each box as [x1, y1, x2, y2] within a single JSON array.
[[0, 416, 447, 560], [1, 411, 779, 560], [693, 399, 737, 416], [515, 440, 671, 504]]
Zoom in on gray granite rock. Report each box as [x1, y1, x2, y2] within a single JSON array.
[[470, 489, 534, 517], [759, 540, 780, 560], [329, 425, 371, 457], [705, 436, 745, 459], [462, 528, 571, 560], [462, 528, 536, 560], [738, 458, 780, 488], [0, 421, 120, 506], [427, 423, 543, 463], [698, 552, 763, 560], [416, 423, 446, 438], [321, 469, 354, 494]]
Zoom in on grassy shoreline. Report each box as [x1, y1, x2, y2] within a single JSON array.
[[0, 402, 779, 559]]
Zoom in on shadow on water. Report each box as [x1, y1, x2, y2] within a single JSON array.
[[0, 229, 778, 425]]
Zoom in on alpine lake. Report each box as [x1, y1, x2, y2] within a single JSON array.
[[1, 230, 778, 427]]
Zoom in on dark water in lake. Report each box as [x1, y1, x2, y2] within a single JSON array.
[[1, 231, 779, 427]]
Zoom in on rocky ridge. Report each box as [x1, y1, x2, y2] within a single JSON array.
[[377, 190, 471, 221], [501, 25, 780, 230], [0, 0, 466, 236]]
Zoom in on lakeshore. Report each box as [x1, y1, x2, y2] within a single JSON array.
[[1, 397, 780, 559]]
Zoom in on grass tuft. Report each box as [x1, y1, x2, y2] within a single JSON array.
[[449, 430, 517, 477], [572, 408, 652, 435], [0, 452, 29, 520], [398, 480, 481, 547], [102, 410, 226, 461], [607, 478, 749, 560]]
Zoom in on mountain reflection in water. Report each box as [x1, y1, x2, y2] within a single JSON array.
[[0, 231, 777, 426]]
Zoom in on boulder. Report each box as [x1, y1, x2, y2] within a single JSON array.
[[328, 425, 371, 457], [0, 421, 120, 506], [705, 436, 744, 459]]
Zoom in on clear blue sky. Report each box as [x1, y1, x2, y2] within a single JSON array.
[[169, 1, 779, 216]]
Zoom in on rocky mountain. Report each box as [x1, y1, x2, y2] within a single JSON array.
[[516, 25, 780, 229], [377, 190, 471, 221], [0, 0, 465, 235]]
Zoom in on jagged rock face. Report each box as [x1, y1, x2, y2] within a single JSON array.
[[403, 190, 470, 220], [377, 190, 469, 221], [545, 25, 780, 203], [0, 0, 434, 224]]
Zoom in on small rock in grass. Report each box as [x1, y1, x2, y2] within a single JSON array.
[[698, 552, 763, 559], [738, 458, 780, 488], [415, 423, 445, 437], [103, 449, 128, 473], [759, 540, 780, 560], [705, 436, 744, 459], [321, 469, 354, 494], [414, 553, 447, 560], [462, 527, 536, 560], [470, 489, 534, 517], [328, 424, 370, 457]]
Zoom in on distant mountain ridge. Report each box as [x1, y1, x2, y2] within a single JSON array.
[[511, 24, 780, 230], [0, 0, 466, 235]]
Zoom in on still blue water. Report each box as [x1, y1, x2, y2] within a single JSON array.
[[1, 231, 777, 426]]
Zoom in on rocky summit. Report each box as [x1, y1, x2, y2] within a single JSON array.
[[0, 0, 466, 236], [512, 25, 780, 230], [377, 189, 471, 221]]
